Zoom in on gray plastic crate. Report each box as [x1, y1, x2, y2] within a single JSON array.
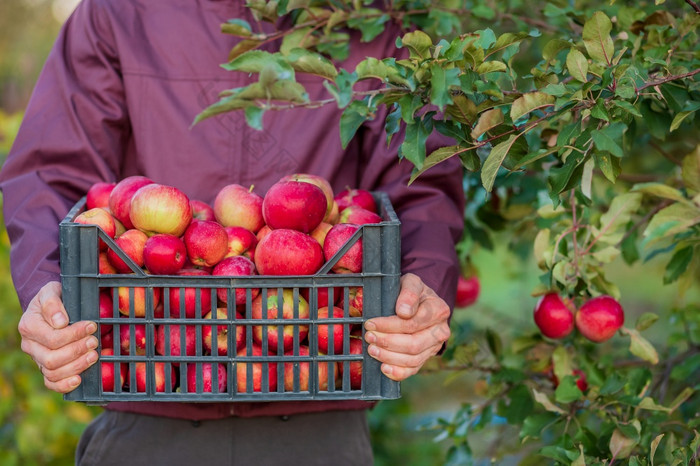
[[60, 192, 401, 404]]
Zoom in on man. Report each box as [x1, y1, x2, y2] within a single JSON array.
[[0, 0, 464, 464]]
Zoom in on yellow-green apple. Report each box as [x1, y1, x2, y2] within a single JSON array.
[[113, 284, 161, 317], [108, 175, 153, 230], [155, 324, 197, 359], [340, 336, 363, 390], [254, 229, 324, 275], [335, 188, 377, 214], [212, 255, 259, 305], [129, 183, 192, 236], [317, 305, 347, 355], [323, 224, 362, 273], [575, 295, 625, 343], [340, 286, 363, 317], [223, 226, 257, 260], [236, 345, 278, 392], [107, 228, 148, 273], [456, 275, 480, 308], [99, 252, 117, 274], [262, 180, 327, 233], [87, 181, 116, 210], [214, 184, 265, 233], [251, 289, 309, 353], [167, 268, 213, 318], [119, 322, 148, 355], [338, 205, 382, 225], [310, 222, 332, 247], [184, 220, 228, 267], [143, 234, 186, 275], [202, 308, 245, 356], [113, 217, 126, 238], [74, 207, 116, 251], [283, 345, 335, 391], [190, 199, 216, 222], [186, 362, 227, 393], [279, 173, 335, 223], [533, 293, 575, 339], [135, 361, 176, 392], [100, 347, 126, 392]]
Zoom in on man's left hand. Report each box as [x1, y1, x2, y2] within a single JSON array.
[[363, 273, 451, 381]]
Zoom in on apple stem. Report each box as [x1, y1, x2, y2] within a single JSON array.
[[248, 184, 255, 194]]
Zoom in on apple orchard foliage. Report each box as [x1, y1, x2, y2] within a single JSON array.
[[195, 0, 700, 464]]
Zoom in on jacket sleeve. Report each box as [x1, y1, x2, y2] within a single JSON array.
[[0, 0, 126, 310]]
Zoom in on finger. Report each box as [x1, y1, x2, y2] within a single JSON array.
[[19, 311, 97, 351], [365, 323, 450, 355], [43, 373, 84, 394], [365, 296, 450, 335], [37, 281, 68, 329], [395, 273, 426, 318], [367, 340, 442, 371], [40, 348, 99, 384], [23, 334, 99, 372]]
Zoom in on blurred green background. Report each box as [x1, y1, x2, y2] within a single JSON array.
[[0, 1, 697, 465]]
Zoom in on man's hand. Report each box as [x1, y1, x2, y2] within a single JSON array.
[[18, 281, 99, 393], [363, 273, 451, 381]]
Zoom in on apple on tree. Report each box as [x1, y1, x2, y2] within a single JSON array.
[[533, 293, 575, 339], [575, 295, 625, 343], [456, 275, 480, 308]]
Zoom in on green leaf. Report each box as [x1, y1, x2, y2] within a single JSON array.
[[671, 354, 700, 381], [384, 106, 401, 146], [548, 152, 586, 199], [475, 61, 507, 74], [682, 146, 700, 194], [600, 373, 625, 395], [521, 413, 559, 441], [664, 246, 694, 284], [244, 105, 265, 131], [620, 327, 659, 364], [221, 19, 252, 37], [566, 48, 589, 82], [668, 387, 695, 413], [409, 145, 467, 184], [555, 375, 584, 403], [632, 182, 693, 205], [543, 39, 572, 63], [228, 39, 263, 61], [398, 94, 423, 124], [323, 69, 358, 108], [670, 111, 693, 132], [592, 128, 624, 157], [222, 51, 295, 78], [471, 108, 503, 139], [635, 313, 659, 332], [610, 421, 641, 459], [339, 98, 373, 149], [594, 151, 621, 183], [590, 100, 610, 122], [399, 30, 432, 59], [510, 92, 555, 122], [192, 93, 250, 125], [355, 57, 412, 88], [583, 11, 615, 65], [347, 10, 389, 42], [285, 0, 310, 11], [651, 434, 664, 466], [638, 397, 671, 412], [446, 95, 477, 125], [400, 117, 432, 168], [552, 346, 573, 384], [596, 193, 642, 245], [429, 65, 460, 110], [286, 48, 337, 79], [481, 135, 519, 192], [643, 203, 700, 247]]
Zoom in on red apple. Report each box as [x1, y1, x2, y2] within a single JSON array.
[[262, 180, 327, 233], [99, 252, 117, 274], [212, 255, 259, 305], [252, 289, 309, 353], [323, 224, 362, 274], [190, 199, 216, 222], [575, 295, 625, 343], [236, 345, 278, 393], [143, 234, 187, 275], [335, 188, 377, 214], [283, 345, 335, 392], [155, 324, 197, 359], [134, 361, 176, 392], [301, 286, 342, 310], [309, 222, 332, 247], [186, 362, 227, 393], [203, 308, 245, 356], [87, 182, 116, 210], [100, 347, 126, 392], [254, 229, 324, 276], [341, 337, 363, 390], [214, 184, 265, 233], [456, 275, 480, 308], [98, 291, 115, 336], [279, 173, 335, 223], [338, 205, 382, 225], [534, 293, 575, 339], [256, 225, 272, 243], [317, 306, 347, 355], [107, 228, 148, 273], [74, 207, 116, 251], [166, 268, 214, 318], [114, 284, 161, 317], [552, 368, 588, 393], [223, 226, 257, 260], [129, 183, 192, 237], [118, 322, 148, 355], [340, 286, 363, 317], [184, 220, 228, 267], [108, 176, 154, 230], [101, 329, 115, 351]]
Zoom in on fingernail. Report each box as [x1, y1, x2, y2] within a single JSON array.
[[69, 377, 81, 388], [86, 322, 97, 335], [87, 351, 98, 365], [86, 336, 98, 350], [365, 332, 376, 344], [398, 304, 412, 317], [368, 345, 379, 357], [381, 364, 393, 377], [52, 313, 68, 328], [364, 320, 376, 331]]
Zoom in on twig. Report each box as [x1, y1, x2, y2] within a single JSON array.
[[636, 68, 700, 93], [685, 0, 700, 14], [649, 141, 682, 166]]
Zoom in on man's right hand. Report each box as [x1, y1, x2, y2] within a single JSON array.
[[18, 281, 99, 393]]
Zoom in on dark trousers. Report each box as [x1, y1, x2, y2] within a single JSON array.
[[76, 409, 373, 465]]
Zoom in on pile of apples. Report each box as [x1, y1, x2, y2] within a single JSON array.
[[76, 173, 382, 395]]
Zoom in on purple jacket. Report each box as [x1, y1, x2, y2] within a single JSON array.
[[0, 0, 464, 419]]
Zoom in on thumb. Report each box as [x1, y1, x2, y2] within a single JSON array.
[[38, 281, 69, 329], [396, 273, 424, 319]]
